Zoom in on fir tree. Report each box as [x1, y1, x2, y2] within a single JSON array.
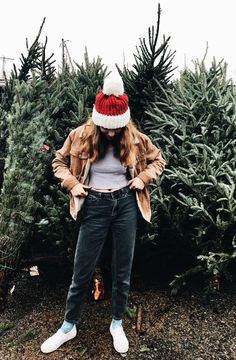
[[116, 3, 175, 273], [0, 78, 51, 303], [33, 52, 107, 263], [117, 3, 175, 132], [145, 58, 236, 293], [0, 18, 55, 190]]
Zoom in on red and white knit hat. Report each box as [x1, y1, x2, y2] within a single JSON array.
[[92, 74, 130, 129]]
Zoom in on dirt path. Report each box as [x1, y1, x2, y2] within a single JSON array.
[[0, 270, 235, 359]]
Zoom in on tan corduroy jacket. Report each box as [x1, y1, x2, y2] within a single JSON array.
[[52, 123, 166, 223]]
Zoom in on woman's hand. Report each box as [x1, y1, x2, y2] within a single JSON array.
[[71, 183, 92, 197], [128, 177, 145, 190]]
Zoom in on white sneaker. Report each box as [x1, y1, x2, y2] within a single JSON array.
[[40, 325, 77, 353], [110, 322, 129, 354]]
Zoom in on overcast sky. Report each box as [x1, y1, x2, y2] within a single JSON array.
[[1, 0, 236, 81]]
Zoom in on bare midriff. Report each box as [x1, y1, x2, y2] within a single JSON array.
[[91, 187, 122, 193]]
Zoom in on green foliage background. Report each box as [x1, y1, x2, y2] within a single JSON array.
[[0, 6, 235, 294]]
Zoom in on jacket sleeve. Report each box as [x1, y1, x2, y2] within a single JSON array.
[[52, 130, 80, 191], [136, 135, 166, 185]]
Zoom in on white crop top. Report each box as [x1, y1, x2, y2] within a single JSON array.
[[88, 147, 129, 189]]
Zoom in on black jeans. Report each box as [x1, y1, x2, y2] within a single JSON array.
[[64, 185, 138, 323]]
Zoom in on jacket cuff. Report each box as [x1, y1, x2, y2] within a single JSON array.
[[136, 173, 151, 186], [62, 176, 80, 191]]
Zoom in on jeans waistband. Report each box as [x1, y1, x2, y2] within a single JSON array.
[[89, 186, 132, 199]]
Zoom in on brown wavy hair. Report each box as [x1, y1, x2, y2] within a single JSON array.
[[79, 118, 140, 167]]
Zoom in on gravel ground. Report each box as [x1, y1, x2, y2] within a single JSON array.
[[0, 269, 235, 360]]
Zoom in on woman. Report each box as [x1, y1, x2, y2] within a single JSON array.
[[40, 74, 166, 355]]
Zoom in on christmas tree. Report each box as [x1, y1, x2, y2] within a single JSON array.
[[117, 3, 175, 276], [33, 51, 107, 266], [0, 18, 55, 190], [145, 58, 236, 292], [117, 3, 175, 132], [0, 78, 51, 303]]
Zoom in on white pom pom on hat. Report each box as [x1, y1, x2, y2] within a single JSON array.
[[103, 73, 124, 96]]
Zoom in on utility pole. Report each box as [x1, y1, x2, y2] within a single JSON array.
[[0, 56, 14, 77], [64, 41, 74, 72], [60, 39, 74, 72], [184, 53, 187, 70], [61, 38, 65, 70], [0, 56, 14, 86]]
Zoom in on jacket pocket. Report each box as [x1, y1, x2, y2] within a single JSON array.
[[69, 149, 89, 159], [69, 149, 88, 179]]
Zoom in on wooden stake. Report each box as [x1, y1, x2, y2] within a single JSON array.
[[136, 304, 142, 333]]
